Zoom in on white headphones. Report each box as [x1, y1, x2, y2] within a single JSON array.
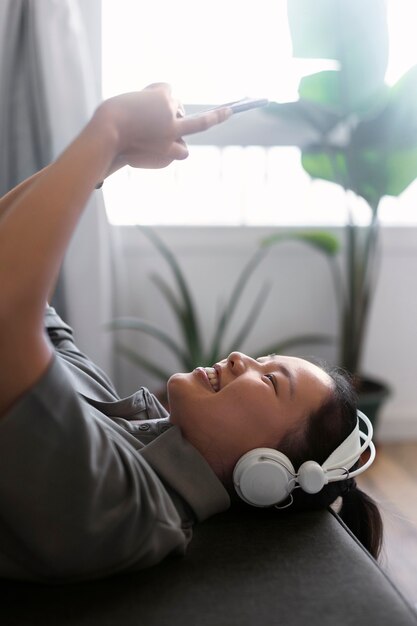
[[233, 410, 375, 508]]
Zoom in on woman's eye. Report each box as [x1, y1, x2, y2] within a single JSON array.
[[264, 373, 278, 394]]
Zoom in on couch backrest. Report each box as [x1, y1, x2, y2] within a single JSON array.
[[0, 509, 415, 626]]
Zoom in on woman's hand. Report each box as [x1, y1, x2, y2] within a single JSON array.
[[96, 83, 231, 173]]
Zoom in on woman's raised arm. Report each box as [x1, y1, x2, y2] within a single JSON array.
[[0, 84, 230, 417]]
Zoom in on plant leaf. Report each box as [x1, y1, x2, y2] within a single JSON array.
[[263, 100, 341, 145], [301, 148, 349, 189], [115, 343, 172, 383], [288, 0, 388, 113], [224, 282, 271, 357], [349, 65, 417, 199], [151, 274, 182, 319], [138, 226, 203, 363], [353, 65, 417, 151], [262, 230, 340, 256], [209, 246, 269, 363], [298, 71, 342, 111], [108, 317, 189, 368], [254, 334, 335, 358]]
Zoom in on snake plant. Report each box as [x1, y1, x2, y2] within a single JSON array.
[[109, 226, 337, 383]]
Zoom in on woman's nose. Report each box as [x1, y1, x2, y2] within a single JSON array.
[[227, 352, 249, 376]]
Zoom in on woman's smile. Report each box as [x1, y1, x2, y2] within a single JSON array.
[[194, 367, 217, 392], [195, 366, 220, 392]]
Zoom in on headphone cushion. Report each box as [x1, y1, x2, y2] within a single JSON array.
[[233, 448, 296, 507]]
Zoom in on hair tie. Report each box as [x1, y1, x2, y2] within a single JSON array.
[[340, 477, 355, 497]]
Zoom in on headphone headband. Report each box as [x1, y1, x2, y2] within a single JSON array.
[[233, 410, 376, 508], [323, 410, 375, 480]]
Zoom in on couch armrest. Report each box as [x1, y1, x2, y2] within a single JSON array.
[[0, 509, 415, 626]]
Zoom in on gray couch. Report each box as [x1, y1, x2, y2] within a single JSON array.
[[0, 508, 415, 626]]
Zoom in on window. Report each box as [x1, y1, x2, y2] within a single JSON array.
[[101, 0, 417, 226]]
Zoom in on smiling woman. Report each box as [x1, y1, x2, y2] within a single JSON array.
[[0, 83, 381, 583], [168, 352, 333, 480], [168, 351, 383, 559]]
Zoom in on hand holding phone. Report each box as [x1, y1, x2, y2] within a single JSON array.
[[186, 98, 269, 119], [178, 97, 269, 136]]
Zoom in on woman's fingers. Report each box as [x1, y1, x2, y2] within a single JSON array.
[[168, 138, 189, 161], [176, 103, 186, 119], [177, 106, 232, 136], [168, 106, 231, 163], [144, 82, 172, 94]]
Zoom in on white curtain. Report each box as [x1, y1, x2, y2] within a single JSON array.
[[0, 0, 114, 378]]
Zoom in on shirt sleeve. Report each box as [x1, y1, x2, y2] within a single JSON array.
[[0, 356, 190, 583], [44, 305, 119, 401]]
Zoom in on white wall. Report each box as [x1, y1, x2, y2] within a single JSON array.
[[108, 225, 417, 442]]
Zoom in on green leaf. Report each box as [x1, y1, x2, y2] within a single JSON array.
[[263, 100, 341, 145], [138, 227, 203, 363], [115, 343, 172, 383], [346, 65, 417, 200], [224, 283, 271, 356], [353, 65, 417, 151], [288, 0, 388, 112], [209, 246, 269, 363], [384, 148, 417, 197], [151, 274, 182, 320], [288, 0, 341, 61], [254, 334, 335, 358], [108, 317, 189, 368], [301, 149, 349, 189], [150, 273, 198, 367], [298, 71, 342, 111], [262, 230, 340, 256]]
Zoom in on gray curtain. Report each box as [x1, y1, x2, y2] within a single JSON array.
[[0, 0, 114, 379], [0, 0, 67, 315], [0, 0, 51, 193]]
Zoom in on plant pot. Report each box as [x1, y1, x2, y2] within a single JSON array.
[[355, 375, 390, 436]]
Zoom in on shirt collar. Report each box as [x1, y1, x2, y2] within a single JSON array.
[[140, 425, 230, 522]]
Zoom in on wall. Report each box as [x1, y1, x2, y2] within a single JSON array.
[[109, 225, 417, 442]]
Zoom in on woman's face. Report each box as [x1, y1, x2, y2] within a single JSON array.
[[167, 352, 333, 480]]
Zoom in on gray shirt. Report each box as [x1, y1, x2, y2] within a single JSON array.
[[0, 307, 230, 583]]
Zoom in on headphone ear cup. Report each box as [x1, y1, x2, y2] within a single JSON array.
[[233, 448, 296, 507]]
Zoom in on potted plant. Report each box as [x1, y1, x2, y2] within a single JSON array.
[[109, 226, 336, 404], [263, 0, 417, 427]]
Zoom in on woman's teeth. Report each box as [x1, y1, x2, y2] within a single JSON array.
[[204, 367, 219, 391]]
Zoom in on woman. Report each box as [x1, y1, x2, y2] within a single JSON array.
[[0, 84, 382, 582], [168, 352, 382, 559]]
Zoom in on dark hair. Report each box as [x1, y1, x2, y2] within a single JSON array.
[[278, 363, 383, 559]]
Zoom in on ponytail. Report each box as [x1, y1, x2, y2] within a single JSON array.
[[338, 480, 383, 560]]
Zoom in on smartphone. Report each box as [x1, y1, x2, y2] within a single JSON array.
[[186, 98, 269, 119], [220, 97, 269, 114]]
